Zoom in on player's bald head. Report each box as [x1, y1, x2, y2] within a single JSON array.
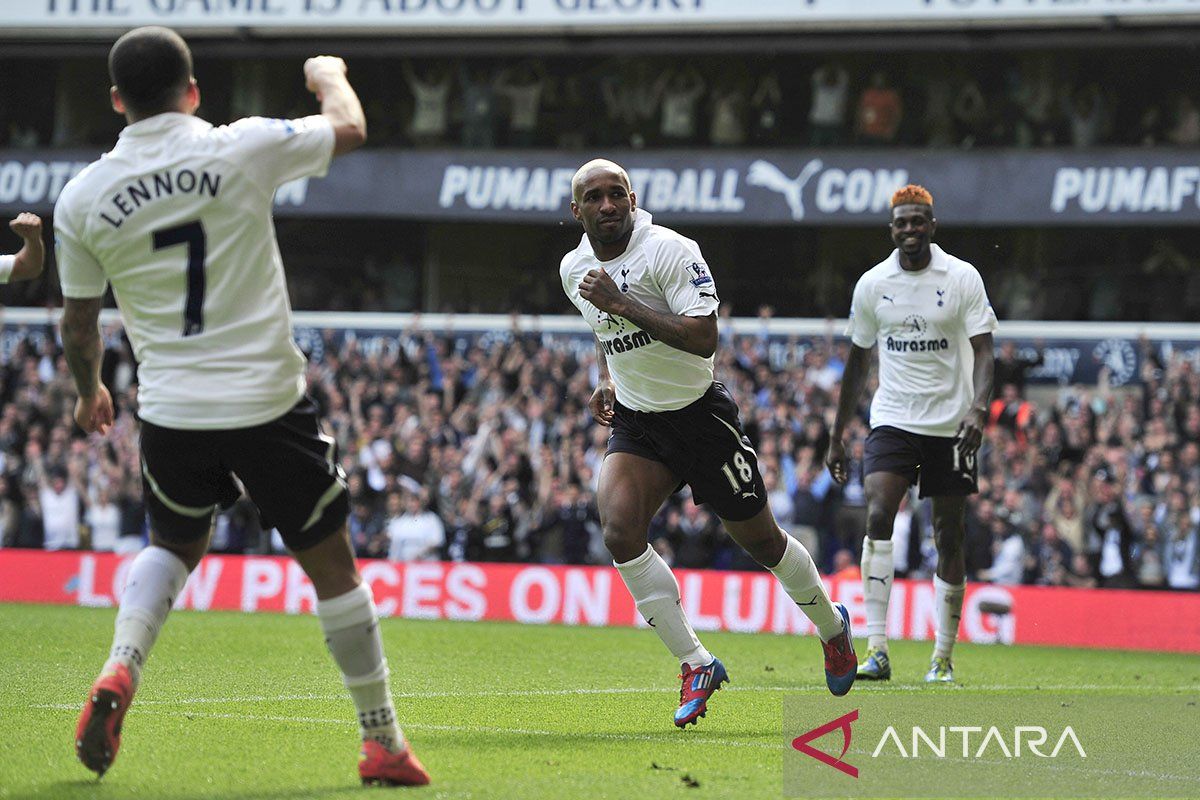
[[571, 159, 631, 203]]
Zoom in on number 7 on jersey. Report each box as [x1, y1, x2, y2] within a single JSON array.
[[152, 220, 207, 337]]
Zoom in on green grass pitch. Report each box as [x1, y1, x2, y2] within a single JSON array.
[[0, 602, 1196, 799]]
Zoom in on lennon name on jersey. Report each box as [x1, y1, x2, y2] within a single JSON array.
[[98, 168, 222, 229]]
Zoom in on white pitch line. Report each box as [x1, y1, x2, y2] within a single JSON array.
[[30, 693, 343, 710], [26, 682, 1197, 710], [127, 707, 779, 750]]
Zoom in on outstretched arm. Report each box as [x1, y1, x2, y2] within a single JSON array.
[[826, 343, 872, 484], [580, 268, 716, 358]]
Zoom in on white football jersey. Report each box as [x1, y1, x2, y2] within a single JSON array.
[[561, 209, 719, 412], [54, 113, 334, 429], [846, 243, 998, 437]]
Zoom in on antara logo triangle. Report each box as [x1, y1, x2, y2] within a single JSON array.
[[791, 708, 859, 778]]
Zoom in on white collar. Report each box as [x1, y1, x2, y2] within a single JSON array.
[[888, 243, 950, 275], [119, 113, 210, 140]]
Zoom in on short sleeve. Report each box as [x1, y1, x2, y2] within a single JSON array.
[[0, 255, 13, 284], [845, 276, 878, 349], [559, 253, 586, 316], [54, 199, 107, 298], [225, 115, 336, 189], [961, 266, 998, 338], [648, 236, 719, 318]]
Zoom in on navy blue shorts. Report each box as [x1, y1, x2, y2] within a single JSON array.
[[139, 396, 349, 551], [863, 425, 977, 499], [606, 382, 767, 522]]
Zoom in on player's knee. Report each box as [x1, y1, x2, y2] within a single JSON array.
[[602, 520, 645, 560], [865, 506, 895, 539], [932, 509, 964, 539], [933, 522, 964, 554], [750, 538, 784, 567], [742, 525, 785, 566], [149, 536, 206, 571]]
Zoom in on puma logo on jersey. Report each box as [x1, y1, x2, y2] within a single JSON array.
[[867, 575, 889, 585]]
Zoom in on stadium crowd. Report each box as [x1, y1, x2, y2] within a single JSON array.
[[0, 316, 1197, 592], [6, 51, 1200, 152]]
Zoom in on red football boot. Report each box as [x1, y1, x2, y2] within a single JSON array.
[[674, 657, 729, 728], [358, 739, 431, 787], [822, 603, 857, 697], [75, 663, 134, 777]]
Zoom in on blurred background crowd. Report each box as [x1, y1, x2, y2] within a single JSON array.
[[8, 52, 1200, 152], [6, 49, 1200, 325], [1, 317, 1196, 592]]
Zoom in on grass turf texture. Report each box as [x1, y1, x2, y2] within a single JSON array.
[[0, 602, 1196, 799]]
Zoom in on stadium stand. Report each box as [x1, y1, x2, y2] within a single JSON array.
[[7, 47, 1200, 320], [0, 317, 1195, 592], [9, 51, 1200, 152], [0, 7, 1197, 592]]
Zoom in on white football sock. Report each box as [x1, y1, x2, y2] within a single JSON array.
[[104, 545, 190, 688], [770, 535, 844, 642], [861, 539, 894, 652], [615, 545, 713, 668], [933, 575, 966, 660], [317, 582, 405, 753]]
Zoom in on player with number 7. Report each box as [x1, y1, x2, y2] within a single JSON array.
[[56, 26, 429, 787]]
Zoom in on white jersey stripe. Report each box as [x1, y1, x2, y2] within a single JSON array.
[[300, 480, 345, 533], [709, 412, 757, 456], [141, 464, 216, 518]]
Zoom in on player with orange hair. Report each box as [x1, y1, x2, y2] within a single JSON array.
[[827, 183, 996, 684], [890, 184, 933, 208]]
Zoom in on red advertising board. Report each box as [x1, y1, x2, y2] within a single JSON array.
[[1, 550, 1197, 653]]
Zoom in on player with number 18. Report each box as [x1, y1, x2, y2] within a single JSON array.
[[560, 159, 857, 729]]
